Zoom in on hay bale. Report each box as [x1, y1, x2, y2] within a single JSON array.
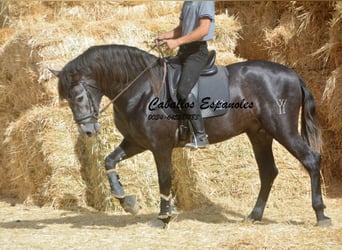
[[2, 106, 85, 207], [0, 31, 49, 194], [213, 13, 245, 65], [316, 2, 342, 183], [320, 66, 342, 182], [221, 1, 282, 60], [1, 105, 160, 211], [172, 135, 259, 211], [313, 2, 342, 71], [0, 28, 15, 47], [0, 1, 10, 27], [264, 11, 297, 65], [322, 66, 342, 131], [172, 148, 211, 210], [75, 109, 159, 212], [0, 34, 44, 116]]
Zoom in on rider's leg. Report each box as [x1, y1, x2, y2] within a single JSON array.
[[177, 43, 209, 148]]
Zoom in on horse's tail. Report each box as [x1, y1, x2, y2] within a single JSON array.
[[299, 78, 322, 153]]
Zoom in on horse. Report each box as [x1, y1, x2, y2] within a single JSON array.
[[50, 44, 331, 227]]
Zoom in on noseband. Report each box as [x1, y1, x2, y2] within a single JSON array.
[[73, 82, 100, 124]]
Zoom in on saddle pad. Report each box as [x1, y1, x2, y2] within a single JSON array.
[[196, 66, 229, 118]]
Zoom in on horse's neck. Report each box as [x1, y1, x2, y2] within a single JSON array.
[[97, 48, 162, 109]]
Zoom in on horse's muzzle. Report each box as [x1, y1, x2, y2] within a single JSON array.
[[79, 122, 101, 137]]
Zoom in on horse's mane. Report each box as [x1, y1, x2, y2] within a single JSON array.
[[58, 44, 162, 98]]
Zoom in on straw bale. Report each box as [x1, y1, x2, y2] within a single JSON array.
[[0, 28, 15, 47], [0, 33, 45, 116], [285, 2, 333, 70], [118, 1, 147, 7], [0, 0, 9, 26], [1, 104, 161, 211], [0, 30, 49, 194], [74, 108, 159, 212], [220, 2, 333, 69], [172, 135, 257, 211], [213, 13, 244, 65], [321, 130, 342, 183], [2, 106, 85, 208], [264, 11, 297, 66], [223, 1, 281, 60], [322, 66, 342, 131], [262, 2, 333, 70], [316, 2, 342, 183], [171, 148, 210, 210], [313, 1, 342, 71], [320, 66, 342, 182]]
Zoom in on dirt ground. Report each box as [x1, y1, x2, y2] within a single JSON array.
[[1, 187, 341, 250]]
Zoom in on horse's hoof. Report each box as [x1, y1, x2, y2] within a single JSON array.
[[150, 218, 170, 229], [120, 195, 139, 215], [316, 217, 332, 227], [245, 214, 262, 224], [158, 214, 171, 224]]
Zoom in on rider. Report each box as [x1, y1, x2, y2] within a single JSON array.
[[156, 1, 215, 149]]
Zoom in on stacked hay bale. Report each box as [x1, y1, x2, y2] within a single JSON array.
[[2, 106, 85, 207], [217, 1, 284, 60], [319, 2, 342, 181], [0, 31, 49, 193], [0, 1, 173, 211]]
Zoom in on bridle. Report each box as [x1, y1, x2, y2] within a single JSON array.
[[72, 81, 100, 124]]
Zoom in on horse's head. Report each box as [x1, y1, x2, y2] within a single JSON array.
[[49, 68, 102, 137]]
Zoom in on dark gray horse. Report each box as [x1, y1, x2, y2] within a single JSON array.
[[50, 44, 331, 227]]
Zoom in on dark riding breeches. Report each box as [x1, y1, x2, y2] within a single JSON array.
[[177, 41, 209, 100]]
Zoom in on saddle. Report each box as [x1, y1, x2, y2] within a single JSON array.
[[165, 50, 230, 118], [166, 50, 218, 81]]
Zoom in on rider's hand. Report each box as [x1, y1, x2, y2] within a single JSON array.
[[155, 37, 163, 46]]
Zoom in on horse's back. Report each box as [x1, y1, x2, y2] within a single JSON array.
[[226, 60, 297, 78], [226, 60, 301, 93], [223, 60, 303, 131]]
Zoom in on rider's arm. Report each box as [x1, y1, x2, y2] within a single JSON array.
[[163, 18, 211, 50], [157, 22, 183, 41]]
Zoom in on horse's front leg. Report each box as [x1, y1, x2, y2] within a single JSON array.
[[105, 139, 144, 215], [152, 148, 173, 225]]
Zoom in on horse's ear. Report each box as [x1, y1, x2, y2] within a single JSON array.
[[72, 71, 82, 84], [49, 68, 61, 77]]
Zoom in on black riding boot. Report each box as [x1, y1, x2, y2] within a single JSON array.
[[182, 93, 209, 149]]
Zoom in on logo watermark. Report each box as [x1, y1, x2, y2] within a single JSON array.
[[276, 99, 287, 115], [147, 97, 254, 120]]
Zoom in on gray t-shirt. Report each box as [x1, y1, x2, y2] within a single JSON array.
[[179, 1, 215, 41]]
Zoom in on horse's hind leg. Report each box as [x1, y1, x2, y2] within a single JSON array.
[[247, 131, 278, 222], [276, 134, 331, 226], [105, 139, 144, 215]]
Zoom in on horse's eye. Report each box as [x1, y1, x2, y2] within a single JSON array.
[[76, 96, 84, 102]]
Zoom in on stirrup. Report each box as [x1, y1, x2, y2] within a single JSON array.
[[185, 133, 209, 149]]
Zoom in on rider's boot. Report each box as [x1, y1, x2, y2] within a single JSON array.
[[182, 93, 209, 149]]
